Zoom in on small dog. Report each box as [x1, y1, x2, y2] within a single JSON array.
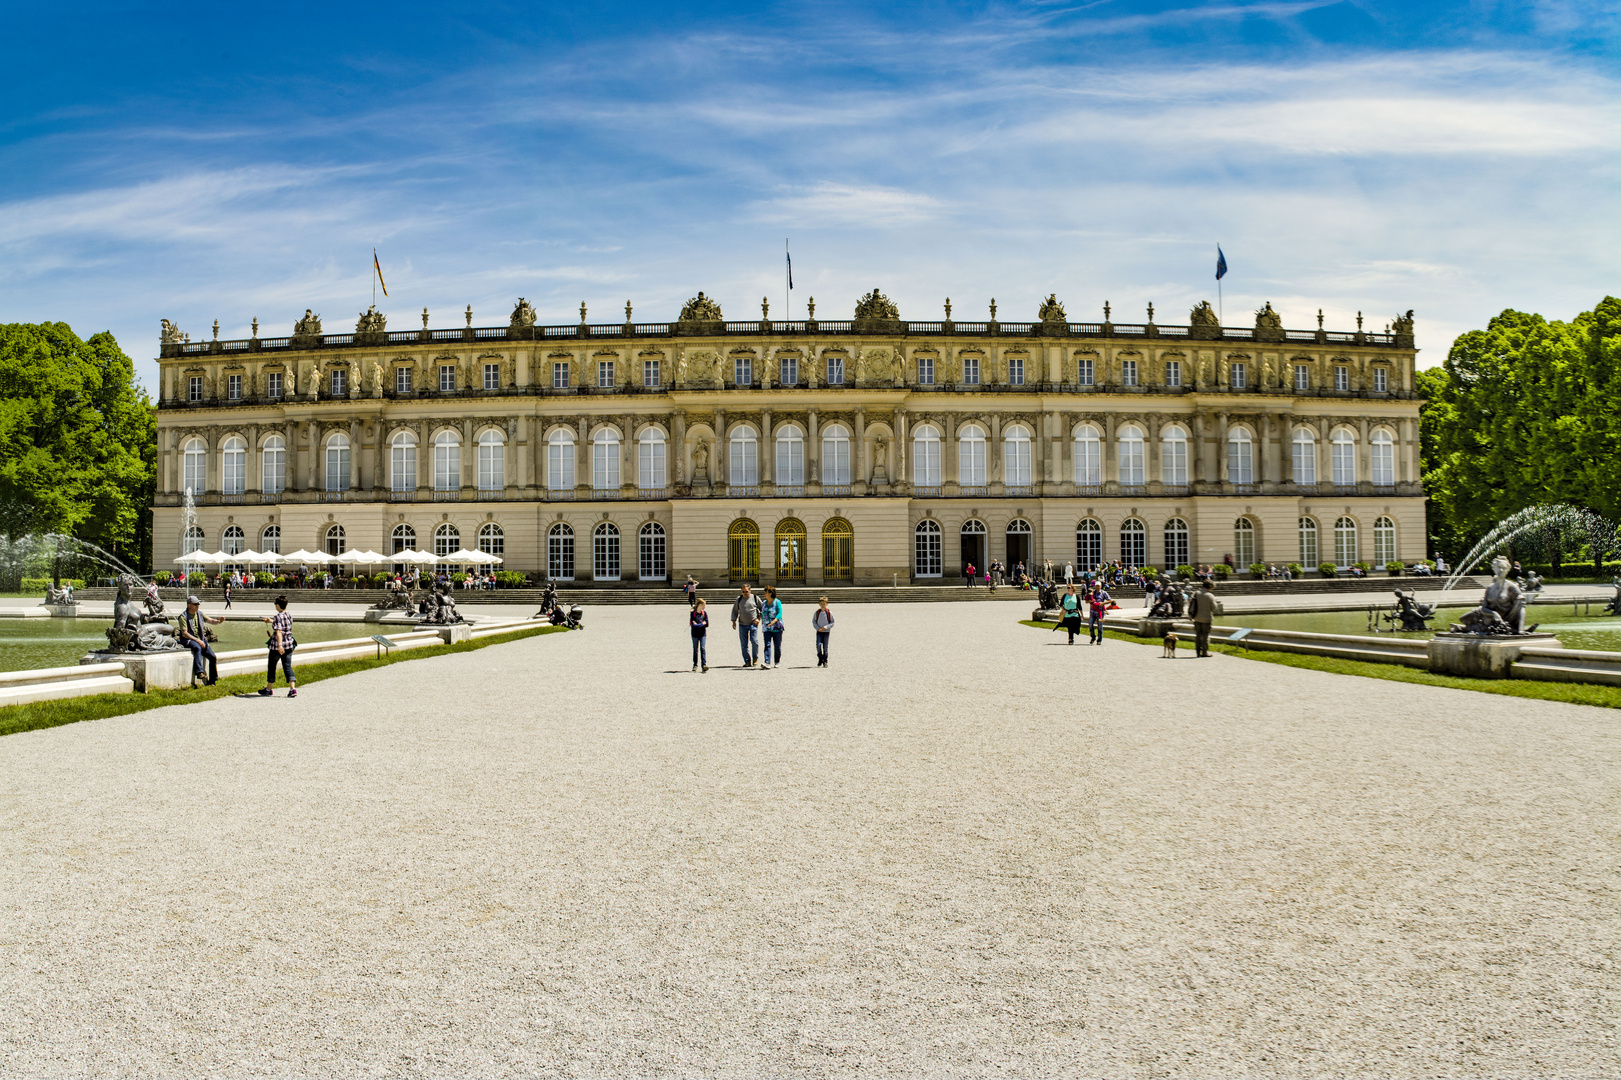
[[1162, 633, 1179, 658]]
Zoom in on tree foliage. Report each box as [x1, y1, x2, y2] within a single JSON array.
[[1420, 297, 1621, 568], [0, 323, 155, 561]]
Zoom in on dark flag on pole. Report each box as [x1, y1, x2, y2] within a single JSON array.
[[786, 246, 793, 289], [1215, 246, 1227, 281]]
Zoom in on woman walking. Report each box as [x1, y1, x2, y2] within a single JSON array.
[[812, 596, 834, 667], [760, 586, 785, 669], [690, 598, 709, 672], [259, 594, 297, 697]]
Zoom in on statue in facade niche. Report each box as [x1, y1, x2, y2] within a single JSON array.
[[160, 319, 186, 344], [1038, 294, 1067, 323], [854, 288, 899, 322], [1189, 301, 1220, 339], [293, 309, 323, 337], [693, 441, 710, 482], [510, 298, 537, 328], [679, 292, 723, 323], [308, 361, 323, 396]]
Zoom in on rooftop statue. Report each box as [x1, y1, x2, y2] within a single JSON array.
[[1254, 301, 1284, 342], [679, 292, 724, 323], [510, 298, 537, 328], [1038, 294, 1067, 324], [1189, 300, 1220, 335], [293, 309, 323, 337], [356, 306, 387, 337], [160, 319, 186, 345], [854, 288, 900, 322], [1392, 309, 1415, 336]]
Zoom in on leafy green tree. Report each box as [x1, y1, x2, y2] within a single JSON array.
[[0, 323, 155, 574]]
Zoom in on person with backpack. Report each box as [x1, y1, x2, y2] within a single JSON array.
[[1189, 581, 1221, 657], [730, 583, 761, 667], [259, 594, 297, 697], [759, 586, 785, 669], [811, 596, 834, 667], [690, 598, 709, 673]]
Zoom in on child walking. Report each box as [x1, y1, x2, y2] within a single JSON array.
[[690, 598, 709, 672], [811, 596, 834, 667]]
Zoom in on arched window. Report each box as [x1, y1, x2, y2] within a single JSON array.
[[776, 424, 805, 487], [592, 522, 620, 580], [325, 524, 346, 557], [1234, 517, 1256, 567], [182, 438, 206, 496], [911, 424, 941, 488], [433, 523, 460, 561], [261, 435, 286, 496], [1299, 517, 1319, 566], [222, 524, 245, 555], [592, 428, 621, 491], [958, 424, 986, 486], [639, 521, 667, 581], [729, 426, 759, 487], [433, 430, 460, 492], [637, 429, 667, 491], [221, 436, 245, 496], [728, 518, 759, 581], [1003, 424, 1031, 486], [1293, 428, 1317, 486], [1076, 518, 1102, 568], [1160, 424, 1188, 487], [548, 523, 575, 580], [1331, 428, 1356, 486], [1117, 425, 1145, 486], [1371, 429, 1395, 487], [1120, 518, 1146, 567], [775, 518, 806, 581], [1374, 515, 1397, 564], [960, 518, 987, 573], [325, 432, 350, 492], [1074, 423, 1102, 487], [1227, 426, 1254, 486], [1334, 516, 1358, 566], [478, 522, 504, 556], [821, 423, 850, 486], [477, 429, 505, 492], [390, 431, 417, 493], [260, 523, 281, 554], [914, 519, 942, 577], [547, 429, 575, 491], [1163, 518, 1189, 568], [391, 523, 417, 553], [1005, 517, 1032, 570], [823, 517, 854, 581]]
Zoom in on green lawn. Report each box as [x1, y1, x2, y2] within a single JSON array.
[[0, 624, 571, 739], [1021, 620, 1621, 710]]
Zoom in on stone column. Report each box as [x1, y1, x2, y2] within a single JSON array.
[[806, 409, 819, 483], [1358, 417, 1371, 483], [672, 411, 687, 486], [576, 416, 589, 492], [623, 413, 636, 489], [1317, 417, 1331, 489], [713, 408, 726, 486], [853, 407, 866, 486], [306, 421, 319, 492], [247, 425, 261, 494], [417, 421, 430, 491], [944, 415, 959, 485], [1147, 415, 1162, 485], [460, 419, 474, 490], [988, 413, 1002, 484], [1217, 412, 1230, 484], [505, 419, 518, 492], [1059, 414, 1072, 482], [372, 421, 385, 492], [1103, 414, 1116, 486], [350, 419, 363, 491], [895, 409, 908, 487], [760, 408, 772, 485]]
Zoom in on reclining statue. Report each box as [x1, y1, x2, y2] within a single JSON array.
[[368, 582, 415, 612], [1383, 589, 1436, 632], [1450, 556, 1534, 636], [104, 573, 181, 652]]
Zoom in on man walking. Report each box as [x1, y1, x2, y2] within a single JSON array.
[[731, 583, 761, 667], [1190, 580, 1220, 657]]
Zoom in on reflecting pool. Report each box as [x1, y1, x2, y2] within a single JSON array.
[[0, 618, 381, 673], [1229, 606, 1621, 652]]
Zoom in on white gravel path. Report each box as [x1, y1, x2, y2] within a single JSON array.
[[1, 602, 1615, 1078]]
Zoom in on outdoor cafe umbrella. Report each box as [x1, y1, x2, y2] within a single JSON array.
[[349, 550, 387, 565], [172, 550, 228, 565], [446, 548, 489, 565], [282, 549, 331, 564], [395, 548, 439, 565], [462, 549, 503, 565]]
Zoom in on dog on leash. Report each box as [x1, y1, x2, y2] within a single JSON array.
[[1161, 632, 1179, 658]]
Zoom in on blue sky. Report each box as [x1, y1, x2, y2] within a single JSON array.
[[1, 0, 1615, 390]]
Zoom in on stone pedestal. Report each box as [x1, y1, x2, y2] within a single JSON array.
[[44, 603, 78, 617], [80, 649, 192, 692], [1140, 618, 1178, 639], [1426, 633, 1559, 679], [417, 623, 472, 644], [364, 609, 418, 624], [1033, 608, 1062, 622]]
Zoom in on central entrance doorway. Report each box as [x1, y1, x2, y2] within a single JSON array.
[[1005, 518, 1032, 576], [729, 518, 759, 581], [775, 518, 806, 582], [959, 519, 986, 576]]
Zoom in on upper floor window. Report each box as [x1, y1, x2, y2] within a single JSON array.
[[440, 365, 456, 392], [1165, 360, 1181, 387], [325, 433, 350, 492], [637, 429, 666, 489], [183, 437, 205, 494], [598, 361, 615, 389], [390, 431, 416, 493], [1227, 427, 1254, 485], [958, 424, 986, 486], [775, 424, 805, 486], [1121, 359, 1137, 387], [1077, 355, 1094, 386], [188, 376, 202, 402], [1371, 429, 1395, 486], [729, 426, 759, 486], [221, 436, 245, 495], [1293, 428, 1317, 485], [779, 355, 798, 387], [547, 430, 574, 490], [917, 355, 935, 385], [433, 430, 460, 491], [734, 355, 753, 386], [643, 359, 660, 388], [477, 429, 505, 491], [1231, 361, 1247, 389], [261, 435, 286, 496], [821, 424, 851, 485], [1117, 424, 1145, 486], [962, 355, 980, 386], [484, 363, 501, 391], [1073, 423, 1102, 486], [1334, 365, 1349, 391], [592, 429, 621, 489], [1331, 428, 1357, 485], [331, 368, 347, 397], [396, 367, 412, 394], [911, 424, 941, 487], [1294, 364, 1309, 391], [1373, 367, 1388, 392], [553, 362, 570, 389], [1161, 424, 1188, 486], [1009, 355, 1025, 386], [267, 372, 283, 399], [227, 374, 241, 400], [826, 355, 843, 386], [1003, 424, 1031, 485]]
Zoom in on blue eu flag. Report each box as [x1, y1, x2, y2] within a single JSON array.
[[1216, 246, 1228, 280]]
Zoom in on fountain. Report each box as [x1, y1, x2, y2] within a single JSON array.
[[1444, 504, 1615, 592], [77, 572, 191, 690], [1428, 555, 1559, 677]]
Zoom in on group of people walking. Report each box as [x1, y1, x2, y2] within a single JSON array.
[[688, 583, 835, 671]]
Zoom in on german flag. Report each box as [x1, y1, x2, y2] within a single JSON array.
[[374, 249, 388, 297]]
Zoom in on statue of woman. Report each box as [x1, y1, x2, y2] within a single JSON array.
[[1457, 555, 1527, 634]]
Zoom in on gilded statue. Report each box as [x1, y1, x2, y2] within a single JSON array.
[[293, 309, 323, 337], [510, 298, 538, 328], [679, 292, 723, 323], [1038, 294, 1067, 323], [854, 288, 900, 321], [160, 319, 185, 344]]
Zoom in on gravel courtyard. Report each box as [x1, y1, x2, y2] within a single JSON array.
[[0, 601, 1615, 1078]]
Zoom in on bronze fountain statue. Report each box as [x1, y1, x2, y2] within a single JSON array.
[[103, 573, 182, 652], [1450, 556, 1536, 636]]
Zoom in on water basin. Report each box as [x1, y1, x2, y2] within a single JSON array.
[[0, 618, 387, 673], [1230, 606, 1621, 652]]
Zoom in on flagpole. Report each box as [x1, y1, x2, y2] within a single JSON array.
[[785, 238, 790, 322], [372, 248, 377, 308], [1217, 244, 1223, 328]]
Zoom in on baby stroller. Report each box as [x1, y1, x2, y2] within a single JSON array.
[[549, 604, 584, 630]]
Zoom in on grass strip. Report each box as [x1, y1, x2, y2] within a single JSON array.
[[0, 624, 571, 739], [1020, 620, 1621, 711]]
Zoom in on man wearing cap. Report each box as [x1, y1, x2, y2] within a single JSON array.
[[179, 595, 225, 687]]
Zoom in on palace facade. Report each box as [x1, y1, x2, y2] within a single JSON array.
[[151, 292, 1426, 585]]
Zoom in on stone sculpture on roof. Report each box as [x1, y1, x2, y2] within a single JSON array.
[[160, 319, 186, 345], [679, 292, 724, 324], [854, 288, 899, 322], [1038, 294, 1067, 323], [356, 307, 387, 342], [1254, 301, 1284, 342], [293, 309, 323, 337], [1189, 300, 1220, 339], [510, 298, 537, 328]]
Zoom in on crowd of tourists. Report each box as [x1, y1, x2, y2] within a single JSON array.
[[685, 579, 834, 672]]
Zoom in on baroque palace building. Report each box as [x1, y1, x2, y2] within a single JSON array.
[[151, 290, 1426, 586]]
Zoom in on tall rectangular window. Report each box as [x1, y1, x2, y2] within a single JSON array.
[[262, 443, 285, 495], [917, 356, 934, 385], [1294, 364, 1309, 391], [1165, 360, 1181, 387], [484, 363, 501, 390], [1009, 356, 1025, 386], [592, 439, 620, 489], [227, 374, 241, 400], [440, 365, 456, 392], [734, 356, 752, 386], [397, 367, 412, 394], [1231, 362, 1247, 389], [643, 359, 660, 388], [267, 372, 282, 399], [1335, 365, 1349, 391], [188, 376, 202, 402], [1121, 359, 1137, 387], [962, 356, 980, 385], [638, 438, 666, 488], [553, 363, 569, 389], [826, 356, 843, 385], [598, 361, 614, 388], [326, 443, 350, 492], [1077, 357, 1094, 386], [331, 369, 346, 396], [1373, 367, 1388, 392], [548, 441, 574, 490], [779, 356, 797, 386]]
